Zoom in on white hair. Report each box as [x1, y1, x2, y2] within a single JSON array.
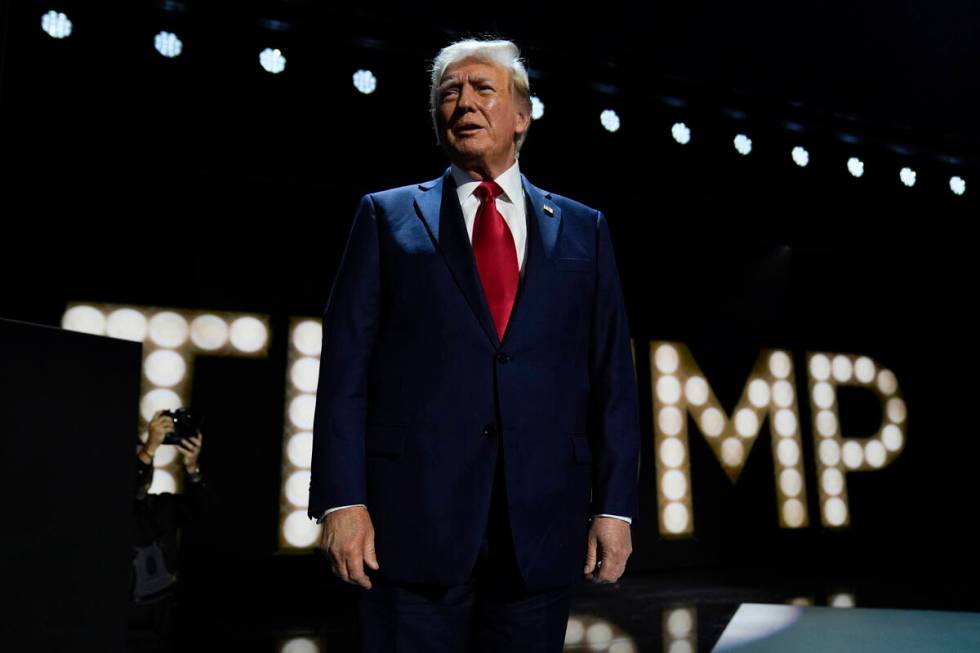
[[428, 38, 532, 154]]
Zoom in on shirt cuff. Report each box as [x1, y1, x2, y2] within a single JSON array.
[[592, 513, 632, 525], [315, 504, 367, 524]]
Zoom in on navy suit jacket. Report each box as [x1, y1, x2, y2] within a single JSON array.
[[308, 166, 641, 591]]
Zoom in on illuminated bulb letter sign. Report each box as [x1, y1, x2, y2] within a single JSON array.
[[651, 342, 907, 537]]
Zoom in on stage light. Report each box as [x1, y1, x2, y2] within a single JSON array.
[[283, 510, 320, 547], [565, 617, 585, 646], [287, 432, 313, 467], [900, 167, 916, 187], [842, 440, 863, 469], [41, 10, 72, 39], [847, 157, 864, 178], [877, 369, 898, 394], [154, 31, 183, 58], [140, 388, 181, 422], [190, 314, 229, 350], [832, 355, 853, 382], [721, 437, 744, 466], [816, 410, 838, 437], [684, 376, 708, 405], [748, 379, 770, 407], [149, 311, 189, 348], [819, 440, 841, 466], [285, 470, 311, 507], [671, 122, 691, 145], [865, 440, 887, 468], [656, 375, 682, 404], [769, 351, 792, 378], [230, 316, 268, 353], [530, 96, 544, 120], [280, 637, 320, 653], [292, 320, 322, 356], [772, 380, 794, 407], [824, 497, 847, 526], [290, 357, 319, 393], [62, 305, 107, 335], [663, 502, 689, 533], [791, 146, 809, 167], [774, 409, 797, 437], [886, 397, 907, 423], [660, 438, 686, 468], [352, 69, 376, 94], [700, 407, 724, 437], [882, 424, 903, 451], [809, 353, 831, 380], [658, 406, 684, 436], [830, 593, 856, 608], [149, 469, 176, 494], [812, 382, 835, 409], [662, 470, 687, 501], [655, 343, 680, 373], [260, 48, 286, 74], [821, 467, 843, 496], [144, 349, 186, 387], [950, 176, 966, 195], [783, 499, 805, 527], [735, 409, 758, 437], [854, 356, 875, 383], [666, 608, 694, 638], [600, 109, 620, 132], [107, 308, 148, 342], [780, 469, 803, 497], [288, 395, 316, 430], [777, 439, 800, 466], [734, 134, 752, 155], [586, 621, 613, 647], [664, 606, 696, 653]]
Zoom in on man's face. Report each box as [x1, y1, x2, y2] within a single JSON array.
[[436, 58, 530, 174]]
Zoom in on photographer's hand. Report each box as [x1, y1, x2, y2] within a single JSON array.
[[177, 431, 203, 473], [139, 410, 174, 464]]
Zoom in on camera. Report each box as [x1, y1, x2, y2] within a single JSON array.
[[160, 408, 203, 445]]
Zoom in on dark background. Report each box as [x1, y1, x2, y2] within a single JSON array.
[[2, 0, 978, 643]]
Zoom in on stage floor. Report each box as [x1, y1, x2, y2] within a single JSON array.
[[136, 567, 980, 652]]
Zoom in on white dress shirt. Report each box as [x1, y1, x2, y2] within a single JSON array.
[[317, 158, 631, 526]]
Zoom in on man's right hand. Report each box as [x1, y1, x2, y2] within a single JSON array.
[[319, 506, 379, 589], [139, 410, 174, 463]]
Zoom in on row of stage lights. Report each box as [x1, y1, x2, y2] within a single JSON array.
[[41, 9, 968, 196]]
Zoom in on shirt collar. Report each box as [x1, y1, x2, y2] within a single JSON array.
[[450, 158, 523, 205]]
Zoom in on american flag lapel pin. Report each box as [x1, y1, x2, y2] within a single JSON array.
[[543, 204, 555, 217]]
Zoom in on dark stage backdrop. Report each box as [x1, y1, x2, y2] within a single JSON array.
[[0, 318, 141, 651]]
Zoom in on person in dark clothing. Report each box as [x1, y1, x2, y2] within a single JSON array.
[[127, 409, 217, 653]]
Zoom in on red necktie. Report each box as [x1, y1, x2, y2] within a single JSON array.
[[472, 181, 518, 342]]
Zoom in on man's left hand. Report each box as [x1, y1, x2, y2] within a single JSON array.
[[583, 516, 632, 584]]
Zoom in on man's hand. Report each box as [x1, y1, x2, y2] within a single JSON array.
[[176, 431, 203, 471], [583, 516, 632, 584], [138, 410, 174, 463], [319, 506, 379, 589]]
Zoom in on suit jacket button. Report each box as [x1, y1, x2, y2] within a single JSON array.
[[482, 423, 497, 437], [495, 352, 511, 363]]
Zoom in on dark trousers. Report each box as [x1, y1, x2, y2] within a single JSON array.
[[355, 435, 573, 652]]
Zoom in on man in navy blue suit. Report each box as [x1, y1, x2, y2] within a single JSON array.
[[308, 37, 641, 652]]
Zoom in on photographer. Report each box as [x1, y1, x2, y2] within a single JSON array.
[[127, 409, 217, 653]]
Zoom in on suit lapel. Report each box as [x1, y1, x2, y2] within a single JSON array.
[[413, 167, 563, 350]]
